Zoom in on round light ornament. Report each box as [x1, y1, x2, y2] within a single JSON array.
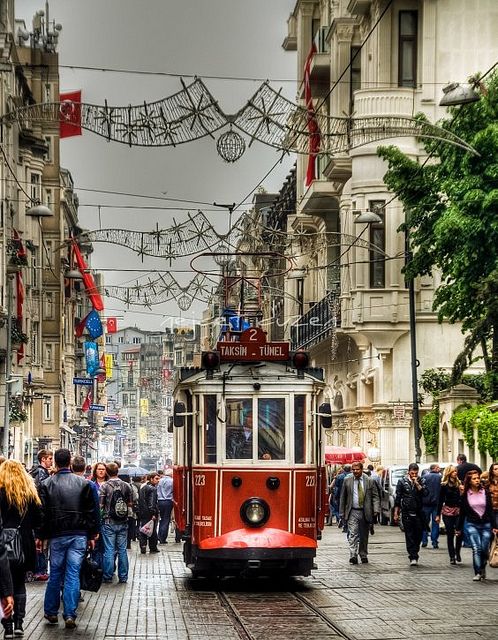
[[216, 128, 246, 162]]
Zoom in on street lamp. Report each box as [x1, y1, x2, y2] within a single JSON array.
[[439, 82, 480, 107]]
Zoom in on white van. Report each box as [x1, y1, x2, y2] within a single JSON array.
[[379, 465, 408, 525]]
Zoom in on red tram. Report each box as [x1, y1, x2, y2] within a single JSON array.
[[172, 327, 330, 578]]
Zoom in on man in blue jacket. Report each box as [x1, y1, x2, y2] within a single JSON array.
[[421, 464, 442, 549]]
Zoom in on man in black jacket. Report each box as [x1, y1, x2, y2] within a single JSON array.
[[30, 449, 53, 581], [138, 472, 160, 554], [394, 463, 428, 566], [36, 449, 98, 630]]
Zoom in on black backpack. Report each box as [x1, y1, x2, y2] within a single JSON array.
[[109, 484, 128, 521]]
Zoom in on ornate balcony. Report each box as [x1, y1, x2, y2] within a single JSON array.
[[290, 291, 340, 351]]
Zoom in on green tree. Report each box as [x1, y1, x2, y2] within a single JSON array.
[[378, 72, 498, 398]]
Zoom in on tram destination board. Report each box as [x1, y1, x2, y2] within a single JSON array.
[[216, 327, 290, 362]]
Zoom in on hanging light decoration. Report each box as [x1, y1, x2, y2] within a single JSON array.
[[177, 294, 192, 311], [216, 128, 246, 162]]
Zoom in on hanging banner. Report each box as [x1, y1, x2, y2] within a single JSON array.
[[140, 398, 149, 417], [84, 341, 100, 376], [105, 354, 113, 379], [106, 317, 118, 333]]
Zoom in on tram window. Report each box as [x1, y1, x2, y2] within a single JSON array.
[[225, 398, 253, 459], [294, 395, 306, 463], [258, 398, 285, 460], [204, 395, 217, 463]]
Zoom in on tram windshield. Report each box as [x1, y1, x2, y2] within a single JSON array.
[[225, 398, 253, 459], [258, 398, 285, 460]]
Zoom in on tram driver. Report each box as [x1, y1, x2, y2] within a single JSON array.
[[226, 412, 253, 459]]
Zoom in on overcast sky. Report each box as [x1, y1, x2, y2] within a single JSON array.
[[17, 0, 297, 331]]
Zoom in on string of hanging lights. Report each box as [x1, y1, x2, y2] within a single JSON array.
[[1, 78, 476, 160]]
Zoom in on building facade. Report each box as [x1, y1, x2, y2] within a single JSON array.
[[278, 0, 498, 465]]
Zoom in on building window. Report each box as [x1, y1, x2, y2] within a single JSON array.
[[105, 335, 112, 345], [350, 46, 361, 105], [44, 343, 54, 371], [369, 201, 386, 288], [31, 322, 40, 364], [122, 393, 128, 407], [43, 292, 55, 320], [30, 173, 41, 204], [296, 278, 304, 317], [44, 136, 54, 163], [398, 11, 418, 88], [118, 336, 124, 343], [132, 337, 141, 344], [42, 395, 52, 422]]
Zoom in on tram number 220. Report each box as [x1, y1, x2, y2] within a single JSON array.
[[194, 474, 206, 486], [305, 475, 316, 487]]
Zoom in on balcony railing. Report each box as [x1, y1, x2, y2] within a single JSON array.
[[290, 291, 340, 351]]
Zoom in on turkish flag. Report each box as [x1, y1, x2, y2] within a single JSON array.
[[60, 90, 82, 138], [81, 388, 93, 413], [106, 317, 117, 333]]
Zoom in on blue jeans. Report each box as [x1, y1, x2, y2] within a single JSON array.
[[102, 522, 129, 581], [44, 535, 87, 620], [158, 500, 174, 543], [421, 505, 440, 546], [464, 521, 492, 575]]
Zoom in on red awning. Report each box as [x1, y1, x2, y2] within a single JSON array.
[[325, 446, 366, 464]]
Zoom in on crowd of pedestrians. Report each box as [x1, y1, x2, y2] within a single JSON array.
[[0, 450, 178, 636], [329, 455, 498, 580]]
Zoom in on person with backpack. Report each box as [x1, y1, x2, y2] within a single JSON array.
[[99, 463, 132, 584]]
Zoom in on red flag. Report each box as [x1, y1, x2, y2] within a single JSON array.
[[106, 317, 117, 333], [13, 230, 25, 363], [81, 388, 93, 413], [60, 90, 82, 138], [304, 44, 320, 186], [75, 311, 90, 338], [72, 241, 104, 311]]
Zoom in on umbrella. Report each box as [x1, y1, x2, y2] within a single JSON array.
[[325, 446, 366, 464], [118, 466, 149, 477]]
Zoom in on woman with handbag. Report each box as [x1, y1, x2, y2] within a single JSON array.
[[456, 470, 497, 582], [0, 460, 42, 638], [436, 465, 462, 565]]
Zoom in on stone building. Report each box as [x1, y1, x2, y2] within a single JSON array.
[[279, 0, 498, 464]]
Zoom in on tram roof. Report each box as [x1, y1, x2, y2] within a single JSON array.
[[175, 361, 325, 390]]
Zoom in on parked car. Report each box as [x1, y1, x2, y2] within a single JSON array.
[[379, 465, 408, 525]]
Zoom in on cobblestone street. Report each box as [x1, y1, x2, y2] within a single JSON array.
[[21, 524, 498, 640]]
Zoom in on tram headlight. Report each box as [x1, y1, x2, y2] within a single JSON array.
[[240, 498, 270, 527]]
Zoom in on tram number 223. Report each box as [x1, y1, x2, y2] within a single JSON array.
[[305, 475, 316, 487], [194, 474, 206, 486]]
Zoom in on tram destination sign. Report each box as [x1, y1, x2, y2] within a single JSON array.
[[216, 327, 290, 362]]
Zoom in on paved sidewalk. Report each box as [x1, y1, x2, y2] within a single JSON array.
[[21, 525, 497, 639]]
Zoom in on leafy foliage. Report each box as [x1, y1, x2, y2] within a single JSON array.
[[451, 404, 498, 459], [378, 71, 498, 398], [9, 396, 27, 423], [421, 405, 439, 456]]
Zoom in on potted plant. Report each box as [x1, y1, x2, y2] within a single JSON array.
[[6, 239, 29, 269], [9, 396, 28, 424], [10, 318, 29, 349]]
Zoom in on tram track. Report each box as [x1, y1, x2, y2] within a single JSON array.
[[215, 587, 357, 640]]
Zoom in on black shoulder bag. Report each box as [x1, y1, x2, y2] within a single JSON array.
[[1, 512, 25, 568]]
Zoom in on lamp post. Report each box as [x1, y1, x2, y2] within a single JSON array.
[[2, 274, 14, 456]]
